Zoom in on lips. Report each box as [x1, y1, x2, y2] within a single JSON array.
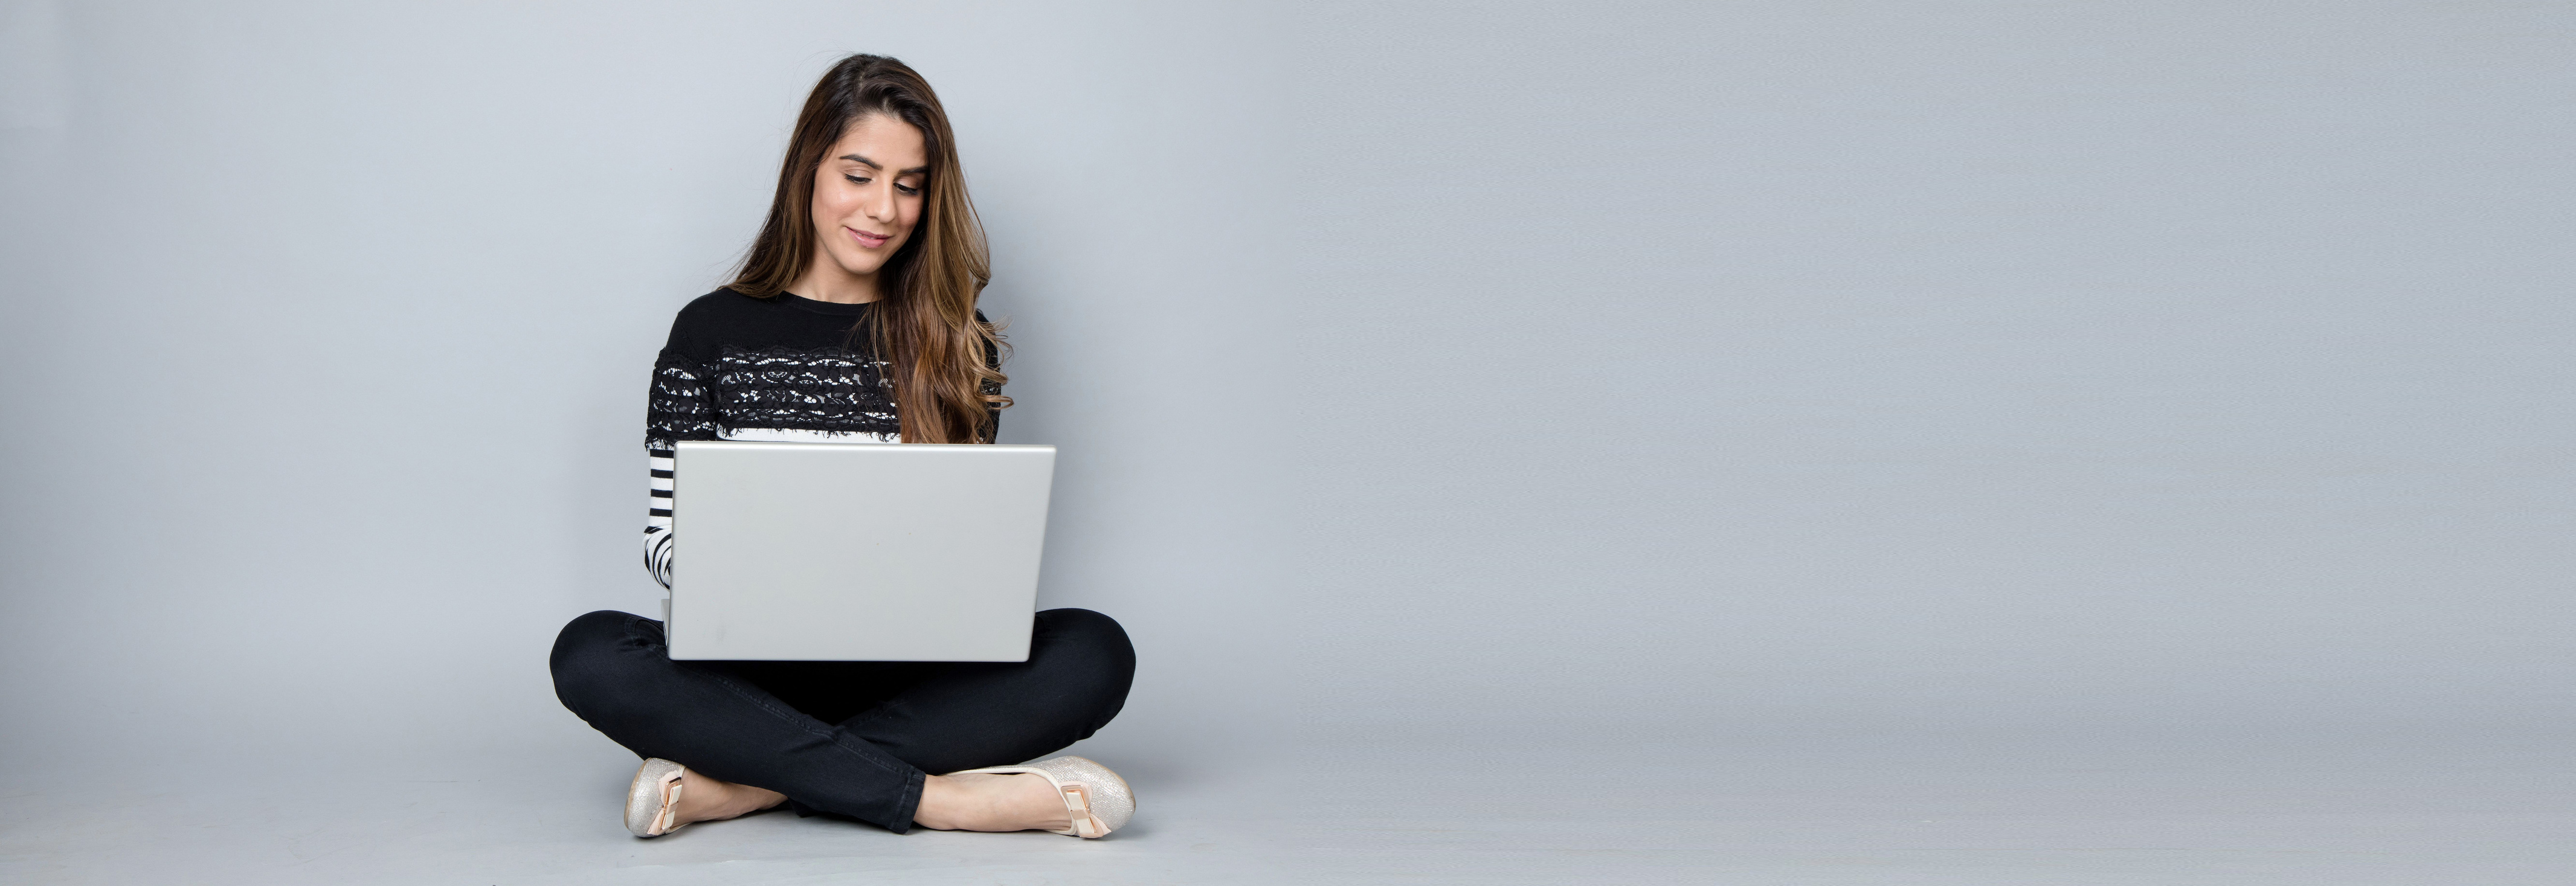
[[848, 227, 892, 248]]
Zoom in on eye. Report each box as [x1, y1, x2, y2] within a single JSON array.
[[844, 174, 870, 185], [895, 184, 920, 196]]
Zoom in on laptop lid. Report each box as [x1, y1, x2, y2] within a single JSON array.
[[666, 440, 1055, 661]]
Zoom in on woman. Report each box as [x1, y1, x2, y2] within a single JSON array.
[[549, 54, 1138, 839]]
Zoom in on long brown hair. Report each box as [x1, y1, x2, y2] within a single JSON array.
[[727, 54, 1007, 443]]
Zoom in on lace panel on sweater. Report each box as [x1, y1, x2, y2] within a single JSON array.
[[707, 345, 901, 438], [648, 345, 903, 448], [646, 351, 718, 450]]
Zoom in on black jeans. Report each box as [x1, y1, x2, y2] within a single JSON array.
[[549, 608, 1135, 833]]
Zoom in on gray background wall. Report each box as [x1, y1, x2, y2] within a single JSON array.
[[4, 1, 2574, 882], [1291, 0, 2576, 765]]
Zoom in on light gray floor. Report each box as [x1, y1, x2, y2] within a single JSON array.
[[1, 751, 1303, 885], [8, 745, 2574, 884]]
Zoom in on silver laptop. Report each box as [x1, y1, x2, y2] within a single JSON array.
[[665, 440, 1056, 661]]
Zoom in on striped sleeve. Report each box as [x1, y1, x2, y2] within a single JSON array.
[[645, 348, 718, 590], [645, 447, 677, 589]]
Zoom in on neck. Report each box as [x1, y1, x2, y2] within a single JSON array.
[[788, 256, 883, 304]]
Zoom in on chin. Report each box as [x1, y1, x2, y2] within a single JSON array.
[[831, 251, 890, 277]]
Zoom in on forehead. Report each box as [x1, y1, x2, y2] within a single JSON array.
[[831, 114, 928, 167]]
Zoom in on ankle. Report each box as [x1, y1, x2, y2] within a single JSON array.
[[915, 774, 971, 830], [914, 772, 1071, 833], [674, 771, 784, 824]]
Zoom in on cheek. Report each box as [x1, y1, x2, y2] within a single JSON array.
[[811, 175, 858, 222]]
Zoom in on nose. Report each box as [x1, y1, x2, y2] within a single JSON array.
[[861, 181, 898, 223]]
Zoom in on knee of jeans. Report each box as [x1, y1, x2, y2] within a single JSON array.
[[1034, 609, 1135, 732], [550, 610, 643, 704], [1035, 608, 1136, 674]]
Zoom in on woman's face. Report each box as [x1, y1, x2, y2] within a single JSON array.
[[808, 113, 929, 288]]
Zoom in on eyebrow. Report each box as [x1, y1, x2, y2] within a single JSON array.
[[839, 153, 930, 175]]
